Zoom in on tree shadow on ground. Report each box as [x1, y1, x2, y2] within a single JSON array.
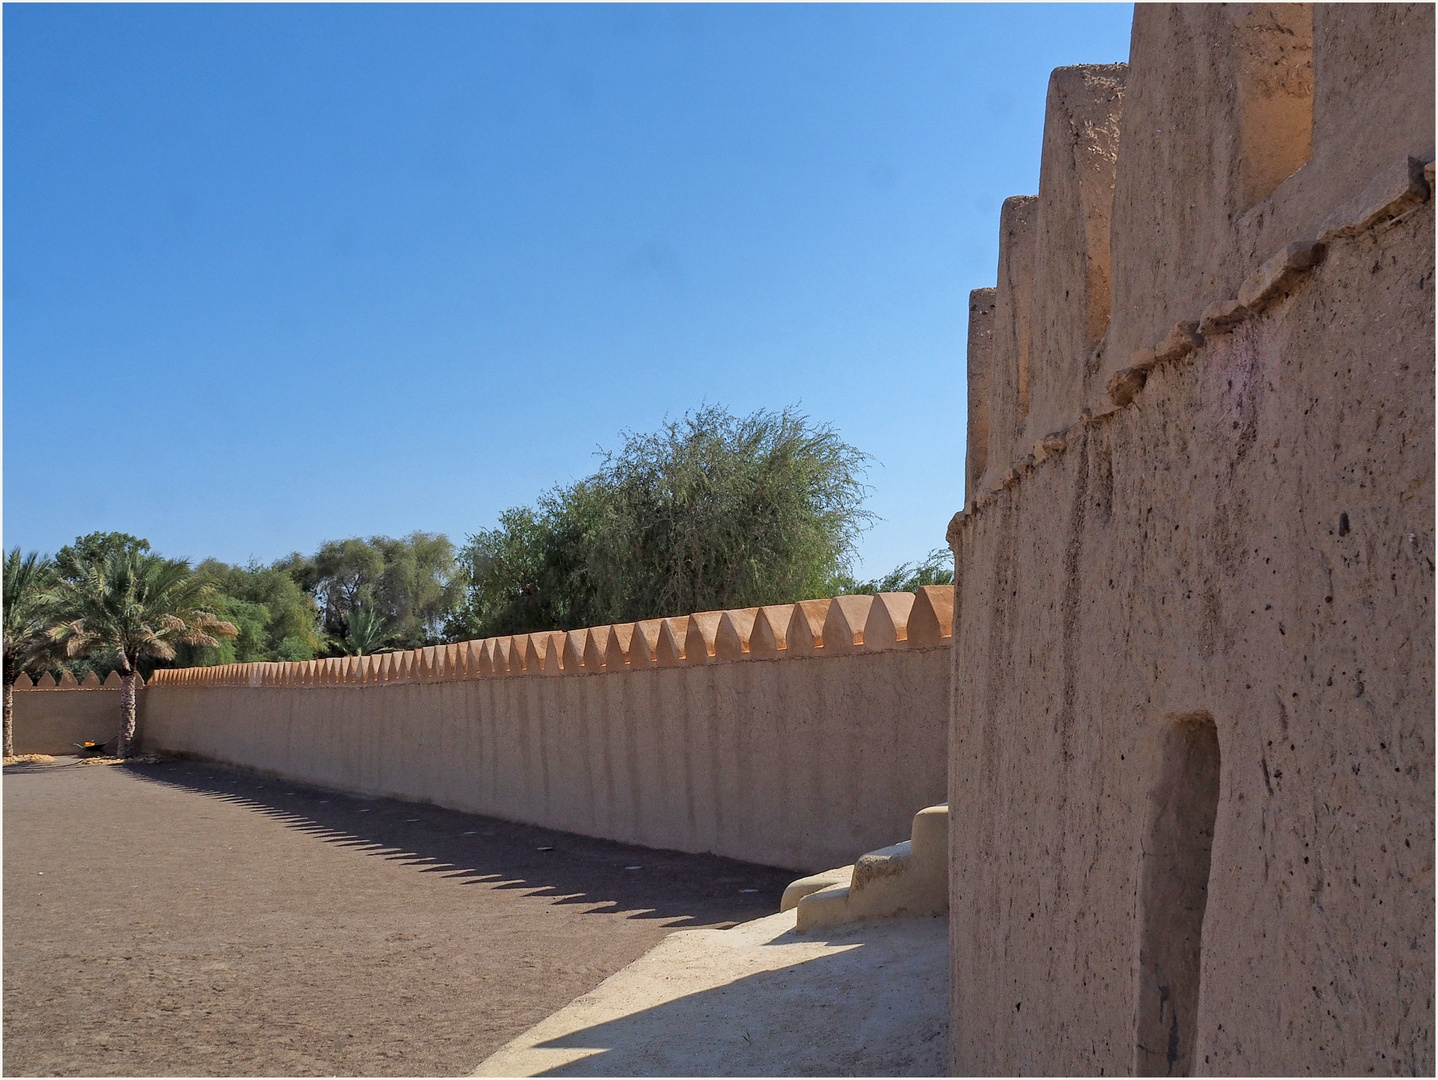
[[123, 758, 797, 930]]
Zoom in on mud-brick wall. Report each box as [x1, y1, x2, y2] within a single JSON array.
[[142, 648, 947, 873], [949, 4, 1435, 1073], [12, 684, 140, 755]]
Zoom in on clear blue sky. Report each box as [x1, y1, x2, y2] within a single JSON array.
[[4, 3, 1132, 579]]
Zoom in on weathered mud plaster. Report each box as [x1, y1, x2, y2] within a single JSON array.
[[11, 679, 144, 755], [953, 5, 1434, 1074], [1024, 63, 1126, 453], [141, 648, 947, 874], [965, 288, 996, 511], [981, 196, 1038, 497]]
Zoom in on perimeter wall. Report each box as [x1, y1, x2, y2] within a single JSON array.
[[951, 4, 1433, 1075], [17, 590, 952, 874]]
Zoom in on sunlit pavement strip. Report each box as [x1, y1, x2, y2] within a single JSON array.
[[473, 909, 948, 1077]]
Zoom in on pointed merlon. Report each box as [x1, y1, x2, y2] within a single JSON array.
[[81, 671, 102, 689], [604, 624, 634, 670], [864, 592, 916, 650], [495, 636, 518, 676], [563, 629, 588, 673], [684, 611, 725, 665], [715, 608, 759, 661], [909, 585, 955, 646], [584, 626, 612, 671], [786, 599, 831, 655], [58, 670, 79, 689], [656, 618, 687, 667], [104, 670, 122, 688], [630, 620, 663, 668], [748, 605, 794, 657], [540, 632, 566, 675], [14, 673, 32, 689], [823, 595, 874, 653]]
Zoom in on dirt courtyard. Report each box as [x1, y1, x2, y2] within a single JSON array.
[[3, 757, 796, 1076]]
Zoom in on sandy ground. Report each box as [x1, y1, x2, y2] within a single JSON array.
[[2, 757, 794, 1077], [475, 908, 949, 1077]]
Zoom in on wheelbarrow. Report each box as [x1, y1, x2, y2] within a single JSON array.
[[72, 739, 112, 755]]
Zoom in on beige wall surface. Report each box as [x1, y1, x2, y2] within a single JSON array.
[[140, 648, 948, 873], [953, 5, 1434, 1074], [12, 689, 138, 756], [951, 143, 1433, 1080]]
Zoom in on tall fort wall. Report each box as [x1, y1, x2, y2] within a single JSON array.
[[15, 589, 952, 874], [951, 4, 1433, 1075]]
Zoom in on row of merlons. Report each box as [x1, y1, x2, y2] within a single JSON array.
[[144, 587, 954, 688]]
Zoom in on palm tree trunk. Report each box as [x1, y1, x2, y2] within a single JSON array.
[[116, 673, 138, 758], [3, 679, 13, 759]]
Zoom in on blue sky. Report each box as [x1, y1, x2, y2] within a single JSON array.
[[4, 3, 1132, 578]]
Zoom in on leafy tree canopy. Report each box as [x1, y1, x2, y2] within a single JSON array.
[[172, 560, 322, 666], [839, 547, 954, 595], [56, 532, 150, 583], [448, 405, 873, 638], [285, 532, 462, 651]]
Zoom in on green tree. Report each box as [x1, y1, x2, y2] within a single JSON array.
[[450, 405, 872, 637], [49, 533, 154, 681], [337, 608, 394, 656], [2, 549, 61, 758], [171, 559, 320, 666], [842, 548, 955, 595], [304, 533, 462, 651], [53, 548, 237, 758]]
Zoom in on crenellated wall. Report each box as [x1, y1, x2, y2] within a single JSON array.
[[11, 670, 143, 755], [951, 4, 1433, 1075], [22, 590, 953, 873]]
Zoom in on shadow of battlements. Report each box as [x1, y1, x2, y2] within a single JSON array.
[[122, 758, 797, 930]]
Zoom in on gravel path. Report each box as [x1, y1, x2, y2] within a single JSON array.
[[3, 757, 794, 1077]]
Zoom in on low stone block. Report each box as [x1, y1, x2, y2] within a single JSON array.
[[1236, 240, 1326, 313], [1154, 321, 1204, 363], [1318, 156, 1432, 244], [1198, 297, 1250, 337], [1107, 366, 1148, 407]]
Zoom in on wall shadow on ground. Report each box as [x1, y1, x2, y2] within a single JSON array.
[[125, 758, 797, 930], [516, 934, 948, 1076]]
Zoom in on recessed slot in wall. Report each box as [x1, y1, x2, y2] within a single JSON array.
[[1134, 712, 1221, 1077], [1232, 3, 1314, 208]]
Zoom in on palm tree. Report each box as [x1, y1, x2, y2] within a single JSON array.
[[337, 607, 393, 656], [54, 549, 237, 758], [2, 548, 61, 758]]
